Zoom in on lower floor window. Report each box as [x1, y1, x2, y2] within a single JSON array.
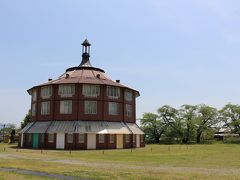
[[67, 134, 73, 143], [40, 133, 44, 143], [99, 134, 105, 143], [125, 134, 130, 143], [48, 133, 54, 143], [79, 134, 85, 143], [60, 100, 72, 114], [27, 134, 32, 143], [132, 135, 135, 143], [140, 135, 144, 143], [109, 134, 115, 143]]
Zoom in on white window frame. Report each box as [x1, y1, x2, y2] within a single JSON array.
[[41, 101, 50, 115], [67, 134, 73, 143], [108, 102, 119, 115], [109, 134, 115, 144], [31, 103, 36, 116], [41, 86, 52, 99], [99, 134, 105, 143], [82, 84, 100, 97], [84, 101, 97, 114], [48, 134, 54, 143], [107, 86, 120, 99], [58, 84, 75, 97], [60, 100, 72, 114], [125, 90, 133, 101], [126, 104, 132, 117], [79, 134, 85, 143]]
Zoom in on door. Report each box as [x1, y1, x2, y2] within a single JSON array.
[[32, 133, 39, 149], [117, 134, 123, 149], [87, 134, 96, 150], [56, 133, 65, 149], [136, 135, 140, 148]]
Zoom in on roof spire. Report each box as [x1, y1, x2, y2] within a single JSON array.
[[79, 39, 92, 67]]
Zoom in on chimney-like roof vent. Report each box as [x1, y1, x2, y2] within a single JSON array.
[[66, 74, 69, 78], [116, 80, 120, 83], [96, 74, 100, 79], [48, 78, 52, 81]]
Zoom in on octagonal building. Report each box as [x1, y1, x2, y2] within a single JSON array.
[[19, 39, 145, 150]]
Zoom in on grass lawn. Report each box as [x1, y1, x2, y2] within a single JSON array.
[[0, 143, 240, 179]]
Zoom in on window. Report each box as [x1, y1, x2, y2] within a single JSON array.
[[109, 102, 119, 115], [67, 134, 73, 143], [79, 134, 85, 143], [60, 101, 72, 114], [48, 134, 54, 143], [41, 86, 52, 99], [84, 101, 97, 114], [125, 134, 130, 143], [140, 135, 144, 143], [32, 90, 37, 101], [58, 84, 75, 97], [99, 134, 105, 143], [125, 104, 132, 117], [133, 135, 135, 143], [41, 101, 50, 115], [109, 134, 115, 143], [27, 134, 32, 143], [107, 86, 120, 99], [125, 90, 133, 101], [82, 84, 100, 97], [40, 134, 44, 143], [31, 103, 36, 116]]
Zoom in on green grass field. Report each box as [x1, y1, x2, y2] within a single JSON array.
[[0, 143, 240, 179]]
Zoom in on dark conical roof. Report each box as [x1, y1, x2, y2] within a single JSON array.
[[81, 39, 91, 46]]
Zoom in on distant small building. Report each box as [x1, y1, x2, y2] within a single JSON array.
[[19, 39, 145, 150]]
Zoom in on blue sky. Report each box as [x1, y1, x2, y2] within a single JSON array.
[[0, 0, 240, 126]]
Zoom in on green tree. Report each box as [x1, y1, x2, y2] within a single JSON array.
[[179, 105, 197, 143], [141, 113, 166, 143], [158, 105, 184, 143], [219, 104, 240, 136], [195, 105, 218, 143], [21, 110, 31, 129]]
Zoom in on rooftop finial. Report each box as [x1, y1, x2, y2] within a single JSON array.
[[79, 39, 92, 67]]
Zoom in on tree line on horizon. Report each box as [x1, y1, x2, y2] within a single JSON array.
[[140, 103, 240, 144]]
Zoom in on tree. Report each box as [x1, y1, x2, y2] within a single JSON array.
[[179, 105, 197, 143], [141, 113, 166, 143], [21, 110, 31, 129], [219, 104, 240, 136], [195, 105, 218, 143], [158, 105, 184, 143]]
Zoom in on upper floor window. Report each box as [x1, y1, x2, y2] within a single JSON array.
[[31, 103, 36, 116], [41, 101, 50, 115], [58, 84, 75, 97], [125, 104, 132, 117], [107, 86, 120, 99], [125, 90, 133, 101], [60, 100, 72, 114], [99, 134, 105, 143], [41, 86, 52, 99], [32, 90, 37, 101], [82, 84, 100, 97], [109, 102, 119, 115], [84, 101, 97, 114]]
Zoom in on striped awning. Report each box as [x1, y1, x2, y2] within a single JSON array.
[[21, 121, 144, 135]]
